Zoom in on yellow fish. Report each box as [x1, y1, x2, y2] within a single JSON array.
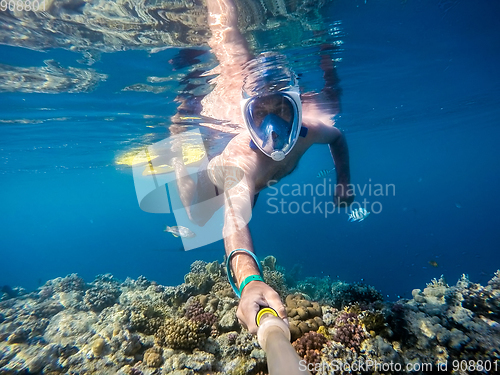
[[428, 260, 438, 267]]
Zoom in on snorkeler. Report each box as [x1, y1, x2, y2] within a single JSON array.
[[170, 0, 354, 334]]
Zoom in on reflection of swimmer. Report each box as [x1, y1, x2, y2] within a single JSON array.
[[168, 0, 354, 335]]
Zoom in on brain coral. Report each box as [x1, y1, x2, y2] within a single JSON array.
[[154, 317, 205, 350], [285, 294, 324, 341]]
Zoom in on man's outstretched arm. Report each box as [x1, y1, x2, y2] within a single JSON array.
[[222, 171, 287, 334]]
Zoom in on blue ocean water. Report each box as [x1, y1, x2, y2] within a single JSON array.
[[1, 0, 499, 302]]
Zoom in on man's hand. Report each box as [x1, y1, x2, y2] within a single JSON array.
[[236, 281, 288, 334], [334, 183, 355, 208]]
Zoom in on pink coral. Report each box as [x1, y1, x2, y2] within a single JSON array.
[[292, 331, 328, 373], [185, 299, 217, 328], [332, 311, 366, 351]]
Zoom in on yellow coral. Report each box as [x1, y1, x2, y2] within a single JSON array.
[[316, 325, 331, 340]]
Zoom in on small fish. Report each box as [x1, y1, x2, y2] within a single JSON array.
[[164, 225, 196, 238], [316, 168, 335, 178], [428, 260, 439, 267], [348, 208, 370, 222]]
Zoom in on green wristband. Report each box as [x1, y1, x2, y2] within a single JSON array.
[[239, 275, 265, 294]]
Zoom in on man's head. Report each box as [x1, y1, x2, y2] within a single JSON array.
[[241, 52, 302, 161], [242, 90, 302, 161], [242, 52, 298, 97]]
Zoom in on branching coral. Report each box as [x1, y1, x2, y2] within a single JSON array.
[[53, 274, 86, 293], [360, 310, 386, 336], [332, 311, 366, 351], [292, 331, 328, 373]]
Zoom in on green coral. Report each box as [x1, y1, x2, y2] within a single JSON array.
[[184, 260, 223, 294], [360, 310, 386, 334], [129, 302, 169, 335], [154, 317, 205, 350], [261, 255, 277, 271], [295, 276, 333, 302], [264, 269, 289, 300], [184, 272, 214, 293]]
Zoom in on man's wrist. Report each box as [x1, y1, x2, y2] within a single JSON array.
[[231, 252, 261, 285], [239, 275, 265, 294], [225, 248, 264, 298]]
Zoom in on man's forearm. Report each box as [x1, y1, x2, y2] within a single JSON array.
[[224, 225, 260, 287], [329, 131, 351, 186]]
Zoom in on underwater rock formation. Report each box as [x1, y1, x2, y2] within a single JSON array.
[[0, 260, 499, 374]]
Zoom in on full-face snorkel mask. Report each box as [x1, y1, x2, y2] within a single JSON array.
[[241, 52, 303, 162], [241, 90, 302, 161]]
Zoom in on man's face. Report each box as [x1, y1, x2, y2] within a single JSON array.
[[250, 94, 294, 128]]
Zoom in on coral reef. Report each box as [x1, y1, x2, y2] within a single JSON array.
[[1, 285, 26, 301], [292, 331, 328, 373], [294, 276, 333, 302], [184, 298, 218, 335], [83, 285, 120, 312], [154, 317, 205, 350], [285, 294, 324, 341], [331, 310, 367, 351], [128, 301, 168, 335], [1, 259, 499, 375], [330, 281, 383, 309], [263, 269, 289, 300], [184, 260, 224, 295]]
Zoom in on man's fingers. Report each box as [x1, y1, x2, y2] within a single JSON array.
[[265, 293, 288, 323], [236, 310, 247, 329]]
